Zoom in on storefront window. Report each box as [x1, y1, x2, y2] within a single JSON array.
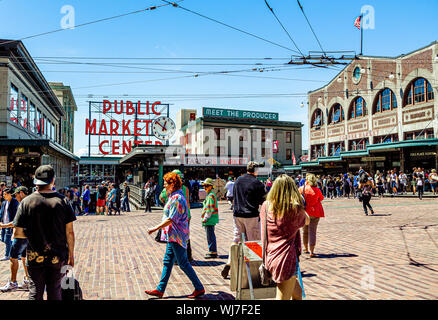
[[20, 94, 29, 129], [9, 83, 19, 124], [349, 97, 367, 119], [349, 138, 369, 151], [329, 142, 345, 156], [29, 102, 36, 133], [286, 132, 292, 143], [36, 110, 42, 136], [311, 109, 324, 128], [286, 149, 292, 160], [375, 134, 398, 144], [328, 104, 344, 124], [404, 129, 434, 140], [404, 77, 434, 107], [375, 88, 397, 113]]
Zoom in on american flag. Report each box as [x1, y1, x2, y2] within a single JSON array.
[[354, 15, 362, 30], [292, 152, 297, 165]]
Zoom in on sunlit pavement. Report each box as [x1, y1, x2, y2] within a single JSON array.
[[1, 196, 437, 300]]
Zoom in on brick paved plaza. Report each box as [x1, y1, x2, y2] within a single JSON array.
[[1, 197, 437, 300]]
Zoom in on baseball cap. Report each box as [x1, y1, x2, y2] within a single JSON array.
[[201, 178, 215, 187], [34, 165, 55, 186], [13, 186, 28, 195], [247, 161, 258, 173], [172, 169, 184, 179]]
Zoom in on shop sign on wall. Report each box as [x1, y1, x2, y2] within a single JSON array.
[[0, 156, 7, 173]]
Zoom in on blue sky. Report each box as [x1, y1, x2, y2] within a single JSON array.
[[1, 0, 437, 156]]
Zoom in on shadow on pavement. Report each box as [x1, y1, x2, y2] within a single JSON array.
[[368, 214, 392, 217], [196, 291, 235, 300], [309, 253, 358, 259], [192, 260, 226, 267]]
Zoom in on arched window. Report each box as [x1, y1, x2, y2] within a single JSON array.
[[404, 77, 434, 106], [311, 108, 324, 128], [328, 104, 345, 124], [374, 88, 397, 113], [349, 97, 367, 119]]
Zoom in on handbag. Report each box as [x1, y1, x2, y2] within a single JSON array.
[[259, 202, 273, 286], [154, 229, 166, 243]]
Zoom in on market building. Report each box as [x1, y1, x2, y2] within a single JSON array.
[[0, 39, 78, 188], [290, 41, 438, 174], [176, 107, 303, 179]]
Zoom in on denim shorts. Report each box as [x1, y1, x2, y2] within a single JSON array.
[[10, 238, 28, 259]]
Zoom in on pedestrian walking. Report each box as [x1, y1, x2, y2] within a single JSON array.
[[12, 165, 76, 300], [0, 186, 30, 292], [106, 184, 119, 215], [260, 174, 310, 300], [81, 185, 90, 215], [429, 169, 438, 195], [159, 170, 193, 262], [121, 182, 131, 212], [359, 173, 375, 215], [144, 181, 155, 213], [0, 188, 19, 261], [96, 181, 107, 215], [299, 174, 324, 258], [416, 174, 424, 200], [71, 187, 81, 215], [225, 177, 235, 210], [145, 172, 205, 299], [200, 178, 219, 259], [221, 161, 266, 279]]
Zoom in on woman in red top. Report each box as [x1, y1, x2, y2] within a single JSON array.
[[299, 173, 324, 258], [260, 174, 310, 300]]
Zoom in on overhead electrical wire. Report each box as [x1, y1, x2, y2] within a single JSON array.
[[263, 0, 305, 56], [0, 1, 182, 47], [296, 0, 326, 55], [160, 0, 302, 55]]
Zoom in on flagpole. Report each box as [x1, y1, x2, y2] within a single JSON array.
[[360, 14, 363, 55]]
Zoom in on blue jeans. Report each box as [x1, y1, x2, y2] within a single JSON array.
[[204, 225, 217, 253], [157, 242, 204, 293], [0, 228, 13, 258], [122, 196, 130, 212]]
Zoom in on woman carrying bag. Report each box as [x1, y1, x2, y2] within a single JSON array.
[[260, 175, 310, 300], [299, 174, 324, 258], [146, 172, 205, 299]]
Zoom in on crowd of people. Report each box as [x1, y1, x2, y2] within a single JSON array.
[[290, 167, 438, 201], [0, 161, 437, 301]]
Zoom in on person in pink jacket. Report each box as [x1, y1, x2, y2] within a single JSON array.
[[299, 173, 325, 258]]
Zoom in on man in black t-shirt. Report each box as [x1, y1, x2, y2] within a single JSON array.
[[221, 161, 266, 279], [13, 165, 76, 300], [96, 181, 108, 215]]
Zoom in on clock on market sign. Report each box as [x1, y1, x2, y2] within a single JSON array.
[[152, 116, 176, 140]]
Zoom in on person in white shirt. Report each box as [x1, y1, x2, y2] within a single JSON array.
[[224, 177, 235, 210], [399, 172, 408, 194]]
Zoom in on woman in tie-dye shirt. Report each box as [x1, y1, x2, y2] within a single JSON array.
[[146, 172, 205, 299]]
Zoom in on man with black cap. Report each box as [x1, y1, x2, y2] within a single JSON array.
[[0, 186, 30, 292], [0, 188, 19, 261], [12, 165, 76, 300], [221, 161, 266, 279]]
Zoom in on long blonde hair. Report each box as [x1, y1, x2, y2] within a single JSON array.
[[266, 174, 304, 219], [306, 173, 317, 187]]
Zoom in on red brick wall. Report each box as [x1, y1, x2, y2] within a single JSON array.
[[401, 49, 433, 78], [346, 62, 368, 92], [327, 79, 344, 105], [370, 60, 397, 83]]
